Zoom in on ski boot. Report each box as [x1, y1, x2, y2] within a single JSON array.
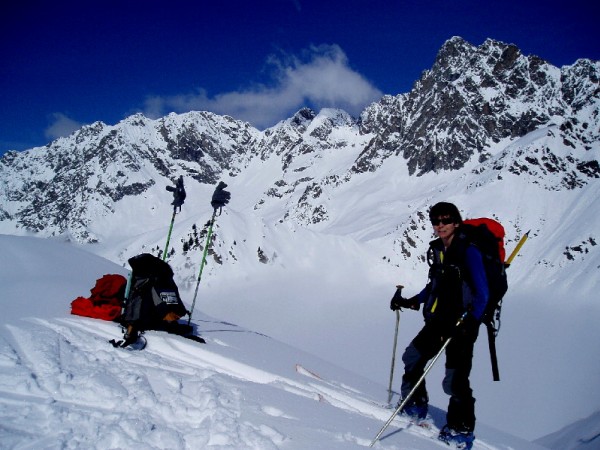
[[438, 424, 475, 449], [121, 324, 140, 347], [110, 324, 146, 349], [398, 399, 432, 427]]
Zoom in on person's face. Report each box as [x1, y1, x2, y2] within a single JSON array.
[[430, 215, 459, 242]]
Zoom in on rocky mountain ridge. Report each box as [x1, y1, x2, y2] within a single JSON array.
[[356, 37, 599, 175], [0, 37, 598, 286]]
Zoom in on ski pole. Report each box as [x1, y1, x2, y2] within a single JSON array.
[[187, 181, 231, 325], [505, 230, 529, 267], [387, 285, 403, 405], [187, 209, 217, 325], [120, 271, 133, 318], [162, 210, 176, 261], [370, 312, 467, 448], [163, 176, 186, 261]]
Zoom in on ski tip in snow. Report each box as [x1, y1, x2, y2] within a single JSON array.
[[183, 334, 206, 344], [295, 364, 323, 380]]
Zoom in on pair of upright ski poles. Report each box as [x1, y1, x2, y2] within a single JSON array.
[[371, 230, 530, 447]]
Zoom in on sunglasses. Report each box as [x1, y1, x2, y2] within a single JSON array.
[[430, 217, 455, 226]]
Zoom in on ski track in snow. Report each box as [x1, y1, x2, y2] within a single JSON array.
[[0, 314, 511, 449], [0, 319, 281, 449]]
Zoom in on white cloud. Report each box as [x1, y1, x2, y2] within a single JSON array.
[[44, 113, 84, 140], [143, 45, 383, 129]]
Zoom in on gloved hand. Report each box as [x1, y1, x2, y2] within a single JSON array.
[[390, 292, 420, 311], [211, 181, 231, 210], [166, 176, 186, 210]]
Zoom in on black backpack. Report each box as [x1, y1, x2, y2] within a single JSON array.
[[122, 253, 188, 331]]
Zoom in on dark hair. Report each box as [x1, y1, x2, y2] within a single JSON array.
[[429, 202, 463, 224]]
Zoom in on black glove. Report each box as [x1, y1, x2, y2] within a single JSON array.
[[211, 181, 231, 210], [166, 176, 186, 210], [390, 292, 420, 311]]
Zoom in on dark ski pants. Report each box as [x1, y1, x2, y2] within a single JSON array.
[[400, 321, 479, 432]]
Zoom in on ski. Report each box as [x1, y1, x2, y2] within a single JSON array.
[[295, 363, 323, 380], [294, 364, 395, 410], [294, 363, 475, 449], [181, 334, 206, 344], [405, 415, 434, 430], [109, 326, 206, 350], [387, 417, 477, 450], [159, 321, 207, 344]]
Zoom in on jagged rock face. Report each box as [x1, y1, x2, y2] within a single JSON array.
[[157, 112, 260, 180], [0, 37, 598, 242], [356, 37, 599, 176], [0, 111, 261, 241]]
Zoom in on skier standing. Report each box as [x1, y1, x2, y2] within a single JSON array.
[[390, 202, 489, 449]]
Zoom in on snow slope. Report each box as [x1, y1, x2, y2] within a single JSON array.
[[1, 116, 599, 444], [0, 233, 553, 449]]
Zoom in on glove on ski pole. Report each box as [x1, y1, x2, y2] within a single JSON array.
[[188, 181, 231, 325], [387, 285, 403, 405], [163, 176, 186, 261], [211, 181, 231, 212], [166, 175, 187, 211]]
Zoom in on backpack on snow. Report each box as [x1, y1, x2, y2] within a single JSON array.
[[71, 274, 127, 321], [121, 253, 189, 334], [459, 218, 508, 381]]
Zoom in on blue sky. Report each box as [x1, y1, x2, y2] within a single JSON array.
[[1, 0, 598, 155]]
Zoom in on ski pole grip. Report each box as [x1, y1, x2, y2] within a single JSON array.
[[391, 284, 414, 312]]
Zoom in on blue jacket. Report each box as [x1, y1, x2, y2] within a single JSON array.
[[415, 236, 489, 324]]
